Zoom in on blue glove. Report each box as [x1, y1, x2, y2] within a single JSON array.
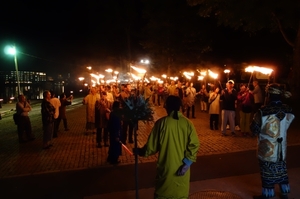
[[176, 164, 190, 176]]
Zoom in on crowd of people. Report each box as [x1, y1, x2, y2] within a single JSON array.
[[13, 78, 294, 199]]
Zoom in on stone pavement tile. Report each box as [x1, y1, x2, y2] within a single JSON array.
[[0, 103, 299, 178]]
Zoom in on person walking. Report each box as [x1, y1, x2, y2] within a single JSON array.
[[237, 84, 254, 136], [198, 84, 209, 112], [250, 83, 294, 199], [220, 80, 238, 136], [16, 94, 35, 143], [49, 91, 61, 138], [185, 82, 197, 118], [41, 90, 55, 149], [107, 101, 122, 165], [208, 86, 220, 130], [251, 80, 264, 113], [134, 95, 200, 199], [120, 84, 134, 144], [95, 91, 111, 148], [83, 87, 100, 135], [57, 93, 72, 131]]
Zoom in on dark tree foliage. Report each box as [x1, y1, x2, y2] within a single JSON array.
[[187, 0, 300, 97], [140, 0, 216, 74]]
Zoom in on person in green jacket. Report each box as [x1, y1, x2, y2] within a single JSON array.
[[135, 95, 200, 199]]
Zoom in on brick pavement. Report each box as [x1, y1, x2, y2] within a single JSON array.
[[0, 102, 300, 178]]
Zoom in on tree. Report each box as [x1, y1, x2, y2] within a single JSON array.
[[140, 0, 214, 75], [187, 0, 300, 97]]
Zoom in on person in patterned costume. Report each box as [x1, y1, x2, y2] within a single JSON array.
[[250, 83, 294, 199]]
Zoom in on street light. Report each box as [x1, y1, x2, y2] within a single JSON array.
[[4, 45, 21, 95]]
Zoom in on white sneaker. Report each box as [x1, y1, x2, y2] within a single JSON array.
[[226, 125, 230, 130], [235, 126, 241, 131]]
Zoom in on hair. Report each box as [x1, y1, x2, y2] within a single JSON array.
[[43, 90, 50, 98], [165, 95, 181, 120]]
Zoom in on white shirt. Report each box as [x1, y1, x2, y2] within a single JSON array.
[[50, 97, 61, 119]]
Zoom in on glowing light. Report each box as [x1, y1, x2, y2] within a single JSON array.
[[78, 77, 85, 81], [162, 74, 167, 78], [245, 66, 273, 75], [208, 70, 218, 79], [87, 66, 92, 70], [105, 68, 113, 73], [131, 66, 147, 74], [198, 76, 204, 81], [140, 59, 150, 64], [224, 69, 230, 74]]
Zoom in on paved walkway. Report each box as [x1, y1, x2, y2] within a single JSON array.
[[1, 100, 300, 178], [0, 99, 300, 199]]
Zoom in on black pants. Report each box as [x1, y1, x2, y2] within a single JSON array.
[[210, 114, 219, 130], [96, 127, 108, 143], [53, 118, 59, 137], [57, 117, 68, 130], [121, 120, 133, 143], [187, 105, 195, 118], [17, 116, 34, 142]]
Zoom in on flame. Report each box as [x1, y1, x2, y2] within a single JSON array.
[[131, 66, 147, 74], [208, 70, 218, 79], [245, 66, 273, 75]]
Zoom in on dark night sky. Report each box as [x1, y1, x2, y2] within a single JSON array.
[[0, 0, 144, 76], [0, 0, 293, 78]]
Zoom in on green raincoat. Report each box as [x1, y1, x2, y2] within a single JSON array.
[[143, 111, 200, 199]]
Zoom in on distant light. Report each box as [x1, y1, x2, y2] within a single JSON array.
[[87, 66, 92, 70], [4, 46, 16, 55], [78, 77, 85, 81], [70, 91, 73, 93], [224, 69, 230, 74], [140, 59, 150, 64]]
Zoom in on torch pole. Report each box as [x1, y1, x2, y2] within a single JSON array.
[[134, 121, 139, 199]]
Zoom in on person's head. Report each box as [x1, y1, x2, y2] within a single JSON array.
[[265, 83, 284, 102], [177, 81, 182, 87], [253, 80, 259, 87], [43, 90, 51, 100], [227, 80, 234, 89], [90, 87, 97, 95], [202, 84, 206, 89], [60, 93, 66, 99], [101, 91, 107, 99], [214, 86, 220, 93], [18, 94, 25, 102], [239, 83, 247, 92], [171, 80, 175, 85], [190, 82, 194, 87], [165, 95, 181, 120], [125, 84, 131, 92]]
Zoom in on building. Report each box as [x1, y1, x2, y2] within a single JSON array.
[[0, 71, 47, 102]]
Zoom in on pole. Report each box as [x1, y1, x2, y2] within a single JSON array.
[[133, 122, 139, 199], [14, 53, 21, 95]]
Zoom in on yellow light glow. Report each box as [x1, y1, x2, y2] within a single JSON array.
[[245, 66, 273, 75], [131, 66, 147, 74], [198, 76, 204, 81], [208, 70, 218, 79], [224, 69, 230, 73]]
